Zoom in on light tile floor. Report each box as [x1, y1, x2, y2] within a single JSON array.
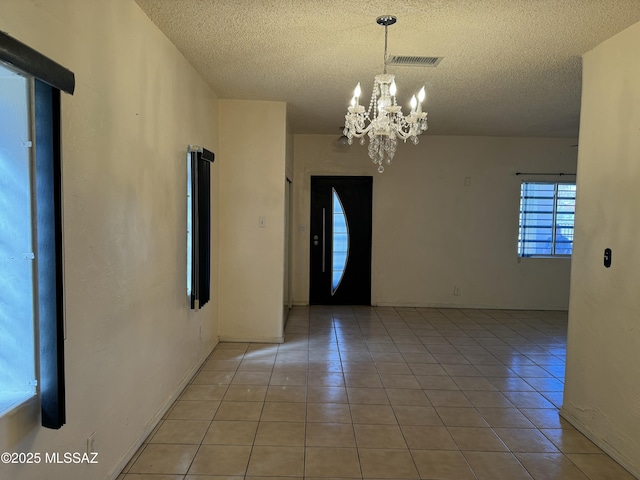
[[118, 306, 636, 479]]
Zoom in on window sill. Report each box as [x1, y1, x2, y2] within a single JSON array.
[[519, 255, 572, 259], [0, 393, 39, 452], [0, 392, 36, 418]]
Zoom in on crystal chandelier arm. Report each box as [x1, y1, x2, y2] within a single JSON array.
[[344, 78, 380, 139], [344, 111, 374, 138], [398, 112, 429, 140]]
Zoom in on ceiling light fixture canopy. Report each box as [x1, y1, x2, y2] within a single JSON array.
[[343, 15, 428, 173]]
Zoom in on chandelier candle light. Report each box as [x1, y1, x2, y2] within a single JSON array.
[[343, 15, 428, 173]]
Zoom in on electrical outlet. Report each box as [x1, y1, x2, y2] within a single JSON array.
[[453, 286, 461, 296]]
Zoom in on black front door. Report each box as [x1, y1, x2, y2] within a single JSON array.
[[309, 176, 372, 305]]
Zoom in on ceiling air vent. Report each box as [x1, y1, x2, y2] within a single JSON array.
[[387, 55, 443, 67]]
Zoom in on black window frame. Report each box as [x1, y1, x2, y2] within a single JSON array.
[[187, 145, 214, 310], [0, 30, 75, 429]]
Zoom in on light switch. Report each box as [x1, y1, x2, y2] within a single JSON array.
[[258, 216, 266, 228]]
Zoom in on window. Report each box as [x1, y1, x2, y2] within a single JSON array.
[[0, 63, 37, 415], [518, 182, 576, 257], [187, 152, 193, 298], [0, 31, 75, 429], [187, 145, 214, 310], [331, 188, 349, 295]]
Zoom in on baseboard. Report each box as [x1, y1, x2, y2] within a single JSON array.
[[219, 336, 284, 344], [374, 301, 568, 311], [290, 301, 568, 311], [109, 341, 218, 479], [560, 407, 640, 479]]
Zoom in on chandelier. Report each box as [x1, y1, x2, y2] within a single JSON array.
[[343, 16, 428, 173]]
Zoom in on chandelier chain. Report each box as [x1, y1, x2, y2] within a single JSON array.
[[383, 24, 388, 74]]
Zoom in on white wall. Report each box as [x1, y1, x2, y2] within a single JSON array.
[[563, 20, 640, 477], [218, 100, 287, 342], [0, 2, 219, 479], [293, 134, 577, 309]]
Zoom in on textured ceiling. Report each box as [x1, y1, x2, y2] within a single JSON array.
[[134, 0, 640, 137]]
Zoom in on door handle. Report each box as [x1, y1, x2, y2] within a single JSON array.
[[322, 208, 326, 272], [312, 211, 327, 272]]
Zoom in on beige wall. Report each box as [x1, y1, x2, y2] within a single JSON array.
[[0, 1, 219, 479], [4, 1, 637, 478], [563, 20, 640, 477], [293, 135, 577, 309], [218, 99, 287, 342]]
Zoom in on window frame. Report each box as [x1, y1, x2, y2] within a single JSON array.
[[517, 181, 576, 258], [187, 145, 214, 310], [0, 31, 74, 429]]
